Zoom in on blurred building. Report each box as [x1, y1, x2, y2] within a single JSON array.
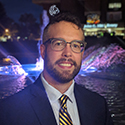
[[32, 0, 125, 38]]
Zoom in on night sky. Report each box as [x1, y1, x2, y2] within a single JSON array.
[[1, 0, 43, 23]]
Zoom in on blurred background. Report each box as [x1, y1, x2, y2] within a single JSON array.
[[0, 0, 125, 124]]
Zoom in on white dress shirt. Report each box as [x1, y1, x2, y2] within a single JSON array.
[[41, 73, 80, 125]]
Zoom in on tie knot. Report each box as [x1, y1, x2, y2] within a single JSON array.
[[59, 94, 68, 106]]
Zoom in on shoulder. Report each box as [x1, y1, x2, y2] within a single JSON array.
[[74, 83, 106, 103], [74, 83, 113, 124], [74, 83, 109, 114]]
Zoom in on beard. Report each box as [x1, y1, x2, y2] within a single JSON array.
[[44, 52, 81, 83]]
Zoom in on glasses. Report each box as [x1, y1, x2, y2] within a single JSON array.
[[43, 38, 87, 53]]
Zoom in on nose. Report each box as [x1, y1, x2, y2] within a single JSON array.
[[61, 44, 72, 57]]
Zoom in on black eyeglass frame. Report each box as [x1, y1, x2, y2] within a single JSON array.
[[43, 38, 87, 53]]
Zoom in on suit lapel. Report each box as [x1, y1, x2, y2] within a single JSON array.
[[74, 83, 90, 125], [29, 75, 57, 125]]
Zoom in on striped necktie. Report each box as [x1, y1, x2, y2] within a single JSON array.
[[59, 94, 73, 125]]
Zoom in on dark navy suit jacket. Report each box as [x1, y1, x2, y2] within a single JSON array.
[[0, 75, 114, 125]]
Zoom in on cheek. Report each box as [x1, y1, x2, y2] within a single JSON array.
[[75, 54, 83, 65], [47, 50, 61, 63]]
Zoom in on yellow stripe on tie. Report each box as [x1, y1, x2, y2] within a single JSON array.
[[59, 94, 73, 125]]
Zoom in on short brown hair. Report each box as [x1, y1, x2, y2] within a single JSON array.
[[42, 12, 83, 43]]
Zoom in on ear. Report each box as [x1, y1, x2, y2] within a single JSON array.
[[40, 44, 45, 60]]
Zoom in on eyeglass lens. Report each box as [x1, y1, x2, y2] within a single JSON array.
[[51, 39, 85, 53]]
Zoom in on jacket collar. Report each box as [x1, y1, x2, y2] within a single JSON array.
[[29, 75, 86, 125], [29, 75, 57, 125]]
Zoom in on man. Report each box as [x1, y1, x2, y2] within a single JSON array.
[[0, 12, 113, 125]]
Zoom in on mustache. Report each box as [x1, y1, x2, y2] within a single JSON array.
[[55, 58, 77, 66]]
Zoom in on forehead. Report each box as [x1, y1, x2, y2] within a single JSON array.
[[47, 21, 84, 41]]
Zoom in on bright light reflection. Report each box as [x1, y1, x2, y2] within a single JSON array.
[[0, 65, 28, 76]]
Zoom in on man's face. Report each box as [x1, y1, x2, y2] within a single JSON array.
[[41, 21, 84, 83]]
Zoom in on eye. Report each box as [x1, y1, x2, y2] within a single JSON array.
[[51, 39, 66, 49], [72, 42, 81, 48], [53, 40, 63, 46]]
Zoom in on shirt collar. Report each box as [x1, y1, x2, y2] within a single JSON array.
[[41, 72, 74, 103]]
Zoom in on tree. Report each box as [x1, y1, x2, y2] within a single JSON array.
[[18, 13, 40, 40], [0, 2, 18, 39], [0, 2, 7, 36], [0, 2, 7, 21], [19, 13, 36, 25]]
